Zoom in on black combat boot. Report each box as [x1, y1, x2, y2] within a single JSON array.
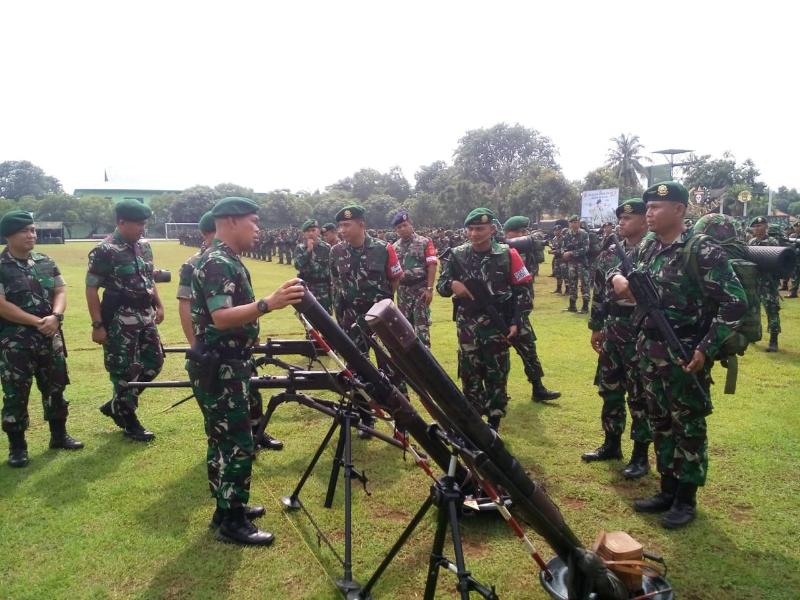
[[122, 413, 156, 442], [48, 419, 84, 450], [531, 379, 561, 402], [579, 298, 589, 314], [551, 284, 562, 294], [661, 483, 697, 529], [622, 441, 650, 479], [217, 506, 275, 546], [487, 415, 501, 431], [210, 504, 266, 529], [564, 299, 577, 312], [7, 431, 28, 468], [581, 432, 622, 462], [253, 429, 284, 451], [99, 400, 125, 428], [787, 291, 798, 298], [766, 332, 778, 352], [634, 475, 678, 513]]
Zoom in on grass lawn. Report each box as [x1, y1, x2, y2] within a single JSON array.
[[0, 240, 798, 600]]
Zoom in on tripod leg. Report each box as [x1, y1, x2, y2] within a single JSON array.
[[282, 418, 339, 509], [252, 391, 286, 444], [447, 496, 472, 600], [341, 411, 355, 587], [324, 415, 347, 509], [423, 497, 450, 600]]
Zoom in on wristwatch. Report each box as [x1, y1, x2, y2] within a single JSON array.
[[91, 321, 104, 330], [52, 312, 64, 322], [256, 299, 270, 314]]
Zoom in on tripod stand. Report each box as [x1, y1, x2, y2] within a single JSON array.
[[281, 395, 371, 597], [354, 446, 498, 600]]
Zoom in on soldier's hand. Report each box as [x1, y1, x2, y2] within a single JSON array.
[[266, 278, 305, 311], [507, 325, 518, 339], [423, 288, 434, 306], [590, 330, 604, 354], [306, 238, 314, 251], [37, 315, 59, 337], [680, 349, 706, 374], [451, 281, 474, 300], [92, 326, 107, 345], [611, 274, 635, 303], [154, 304, 165, 325]]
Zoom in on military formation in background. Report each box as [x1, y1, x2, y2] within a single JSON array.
[[2, 185, 799, 546]]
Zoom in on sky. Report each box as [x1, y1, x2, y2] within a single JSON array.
[[2, 1, 798, 195]]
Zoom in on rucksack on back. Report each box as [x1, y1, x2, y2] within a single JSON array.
[[680, 233, 762, 393]]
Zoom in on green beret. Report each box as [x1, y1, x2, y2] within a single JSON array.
[[335, 205, 366, 222], [643, 181, 688, 205], [198, 211, 216, 234], [503, 216, 530, 231], [568, 214, 580, 222], [115, 199, 152, 221], [615, 199, 646, 218], [749, 216, 767, 226], [301, 219, 319, 231], [0, 210, 35, 238], [463, 207, 496, 227], [212, 196, 259, 218], [322, 222, 336, 232]]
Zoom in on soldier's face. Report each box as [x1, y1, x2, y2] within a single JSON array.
[[568, 221, 580, 232], [504, 229, 524, 240], [338, 219, 365, 245], [645, 201, 684, 234], [323, 230, 339, 244], [466, 224, 494, 247], [751, 224, 767, 237], [395, 221, 413, 240], [234, 214, 260, 250], [7, 225, 37, 253], [617, 214, 646, 239], [118, 219, 147, 242], [304, 227, 320, 241]]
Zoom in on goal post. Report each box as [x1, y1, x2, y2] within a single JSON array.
[[165, 222, 199, 240]]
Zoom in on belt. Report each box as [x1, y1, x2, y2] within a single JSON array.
[[400, 277, 426, 287]]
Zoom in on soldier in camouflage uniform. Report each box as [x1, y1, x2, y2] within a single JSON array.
[[561, 215, 591, 313], [188, 197, 305, 545], [437, 208, 532, 431], [503, 216, 560, 402], [0, 210, 83, 468], [611, 182, 747, 529], [330, 205, 402, 438], [391, 212, 437, 347], [787, 221, 800, 298], [293, 219, 333, 314], [548, 225, 565, 292], [86, 200, 165, 442], [747, 216, 781, 351], [583, 200, 651, 479], [322, 222, 339, 247]]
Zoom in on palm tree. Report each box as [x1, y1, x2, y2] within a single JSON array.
[[606, 134, 649, 195]]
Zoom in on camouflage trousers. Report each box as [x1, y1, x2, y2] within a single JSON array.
[[758, 278, 781, 334], [566, 262, 590, 302], [397, 284, 431, 347], [104, 310, 164, 419], [188, 358, 255, 510], [458, 339, 510, 419], [309, 283, 333, 315], [514, 311, 544, 381], [596, 329, 651, 442], [1, 328, 69, 433], [265, 245, 274, 261], [638, 333, 712, 486], [790, 264, 799, 294], [552, 258, 563, 283]]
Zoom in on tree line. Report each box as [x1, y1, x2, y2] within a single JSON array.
[[2, 125, 798, 237]]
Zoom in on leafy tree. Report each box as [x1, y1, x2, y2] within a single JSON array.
[[435, 180, 495, 228], [453, 123, 559, 200], [148, 193, 178, 237], [362, 193, 400, 227], [773, 187, 800, 213], [506, 168, 578, 221], [414, 161, 451, 194], [581, 167, 622, 193], [171, 186, 220, 222], [606, 134, 648, 199], [787, 201, 800, 216], [329, 167, 411, 202], [214, 183, 256, 199], [0, 160, 62, 199], [35, 193, 80, 237], [77, 196, 115, 237]]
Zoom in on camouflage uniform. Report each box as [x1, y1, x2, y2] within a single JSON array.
[[588, 241, 651, 443], [436, 241, 531, 419], [626, 228, 747, 486], [561, 228, 590, 303], [0, 249, 69, 432], [511, 236, 545, 381], [86, 230, 164, 420], [747, 235, 781, 334], [187, 239, 259, 510], [550, 231, 565, 290], [393, 233, 437, 347], [330, 235, 402, 352], [293, 240, 333, 314]]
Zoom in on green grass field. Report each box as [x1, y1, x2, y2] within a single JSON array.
[[0, 241, 798, 600]]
